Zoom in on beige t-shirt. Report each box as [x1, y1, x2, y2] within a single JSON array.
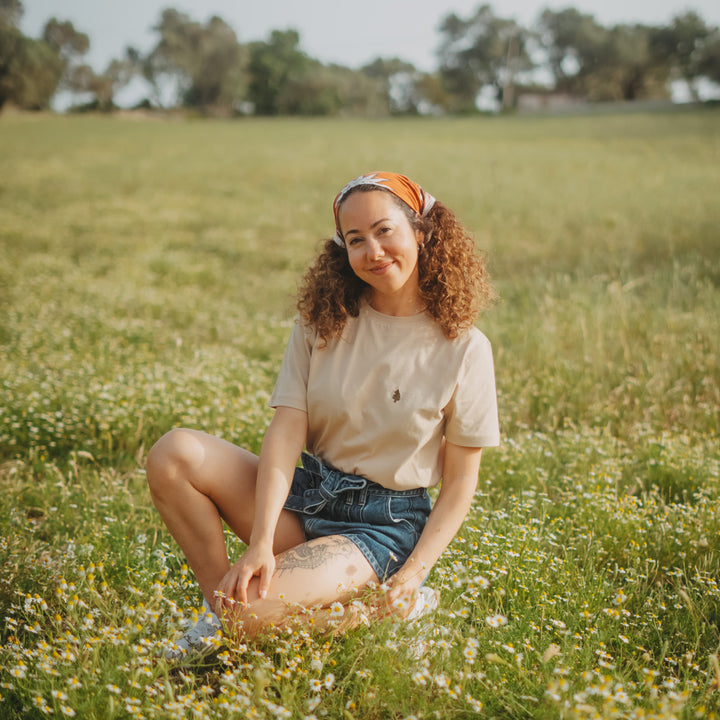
[[270, 302, 500, 490]]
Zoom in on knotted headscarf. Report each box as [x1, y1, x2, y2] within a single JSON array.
[[332, 171, 436, 247]]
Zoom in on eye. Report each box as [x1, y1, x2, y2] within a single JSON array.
[[347, 235, 363, 246]]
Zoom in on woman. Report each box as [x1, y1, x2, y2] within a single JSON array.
[[147, 171, 500, 659]]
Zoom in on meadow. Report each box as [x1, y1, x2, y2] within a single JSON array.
[[0, 108, 719, 719]]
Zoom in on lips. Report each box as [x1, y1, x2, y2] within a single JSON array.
[[369, 261, 393, 275]]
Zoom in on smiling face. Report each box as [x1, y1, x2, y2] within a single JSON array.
[[337, 190, 425, 316]]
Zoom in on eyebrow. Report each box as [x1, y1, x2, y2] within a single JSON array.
[[344, 217, 392, 237]]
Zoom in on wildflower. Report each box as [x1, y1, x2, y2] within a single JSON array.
[[323, 673, 335, 690], [463, 645, 477, 663], [33, 696, 52, 715], [392, 596, 409, 613], [328, 602, 344, 618], [485, 613, 508, 627], [412, 672, 427, 686], [309, 679, 323, 692], [60, 706, 76, 717]]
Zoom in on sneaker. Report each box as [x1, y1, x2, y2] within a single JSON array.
[[405, 586, 439, 622], [165, 600, 223, 661]]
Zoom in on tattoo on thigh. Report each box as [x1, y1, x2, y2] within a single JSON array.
[[275, 537, 356, 576]]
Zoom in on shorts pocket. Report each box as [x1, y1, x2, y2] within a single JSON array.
[[387, 496, 419, 533]]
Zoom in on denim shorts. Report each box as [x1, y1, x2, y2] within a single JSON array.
[[283, 453, 432, 581]]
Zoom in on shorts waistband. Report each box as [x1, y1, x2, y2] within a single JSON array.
[[300, 452, 427, 515]]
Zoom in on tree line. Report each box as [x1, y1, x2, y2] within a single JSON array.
[[2, 0, 719, 115]]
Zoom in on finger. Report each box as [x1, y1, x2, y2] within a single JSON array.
[[257, 562, 274, 600], [236, 568, 251, 607]]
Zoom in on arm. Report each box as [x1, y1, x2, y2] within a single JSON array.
[[216, 405, 307, 606], [382, 441, 483, 612]]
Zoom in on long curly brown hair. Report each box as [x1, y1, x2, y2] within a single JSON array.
[[296, 186, 494, 345]]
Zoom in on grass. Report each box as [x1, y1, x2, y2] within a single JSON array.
[[0, 108, 719, 719]]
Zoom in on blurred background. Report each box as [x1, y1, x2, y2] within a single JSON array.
[[3, 0, 720, 116]]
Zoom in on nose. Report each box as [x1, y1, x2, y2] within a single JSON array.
[[366, 237, 384, 260]]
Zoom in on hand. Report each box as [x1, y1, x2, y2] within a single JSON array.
[[215, 542, 275, 612], [376, 565, 427, 619]]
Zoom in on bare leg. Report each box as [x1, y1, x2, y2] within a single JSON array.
[[221, 535, 380, 640], [146, 428, 305, 606]]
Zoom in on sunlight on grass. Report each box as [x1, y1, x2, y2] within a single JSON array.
[[0, 109, 718, 719]]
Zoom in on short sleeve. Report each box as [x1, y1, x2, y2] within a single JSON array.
[[443, 331, 500, 448], [269, 318, 315, 412]]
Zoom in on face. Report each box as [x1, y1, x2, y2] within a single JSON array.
[[338, 190, 424, 312]]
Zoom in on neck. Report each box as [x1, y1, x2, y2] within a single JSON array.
[[368, 292, 426, 317]]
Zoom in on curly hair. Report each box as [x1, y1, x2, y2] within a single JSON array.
[[296, 187, 494, 345]]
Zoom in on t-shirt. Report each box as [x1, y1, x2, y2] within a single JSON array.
[[269, 301, 500, 490]]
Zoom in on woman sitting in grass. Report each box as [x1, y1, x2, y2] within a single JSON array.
[[146, 171, 500, 659]]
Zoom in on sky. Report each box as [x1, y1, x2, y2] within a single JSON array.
[[20, 0, 720, 76]]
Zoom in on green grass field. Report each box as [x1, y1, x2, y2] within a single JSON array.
[[1, 109, 719, 719]]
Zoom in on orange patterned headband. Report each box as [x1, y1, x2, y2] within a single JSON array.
[[332, 171, 436, 247]]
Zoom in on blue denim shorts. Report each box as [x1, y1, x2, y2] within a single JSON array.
[[283, 453, 432, 581]]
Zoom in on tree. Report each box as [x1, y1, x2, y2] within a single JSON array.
[[145, 9, 247, 112], [0, 0, 24, 108], [536, 8, 608, 94], [42, 17, 89, 92], [0, 0, 22, 27], [0, 34, 62, 110], [0, 0, 62, 110], [650, 12, 713, 101], [438, 4, 531, 111], [320, 63, 388, 117], [583, 24, 669, 101], [247, 29, 310, 115], [537, 10, 671, 101], [362, 57, 419, 114], [85, 48, 141, 111], [698, 30, 720, 84]]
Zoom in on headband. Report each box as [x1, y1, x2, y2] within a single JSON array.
[[332, 171, 436, 247]]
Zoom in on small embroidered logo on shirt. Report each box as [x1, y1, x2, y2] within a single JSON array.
[[392, 388, 401, 403]]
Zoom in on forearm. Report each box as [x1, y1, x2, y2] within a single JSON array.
[[401, 472, 478, 582], [249, 407, 307, 547]]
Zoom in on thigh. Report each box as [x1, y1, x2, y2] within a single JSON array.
[[247, 535, 379, 608], [169, 428, 305, 554]]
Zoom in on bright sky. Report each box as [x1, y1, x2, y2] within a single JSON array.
[[21, 0, 720, 75]]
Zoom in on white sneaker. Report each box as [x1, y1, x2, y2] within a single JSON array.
[[405, 586, 439, 622], [165, 600, 223, 661]]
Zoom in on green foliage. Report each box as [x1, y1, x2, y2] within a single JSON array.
[[0, 31, 61, 109], [538, 9, 674, 101], [145, 9, 247, 112], [4, 4, 720, 116], [438, 3, 531, 110], [0, 112, 719, 718], [247, 30, 310, 115]]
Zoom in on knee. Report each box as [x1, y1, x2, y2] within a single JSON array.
[[146, 428, 203, 497], [221, 597, 289, 641]]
